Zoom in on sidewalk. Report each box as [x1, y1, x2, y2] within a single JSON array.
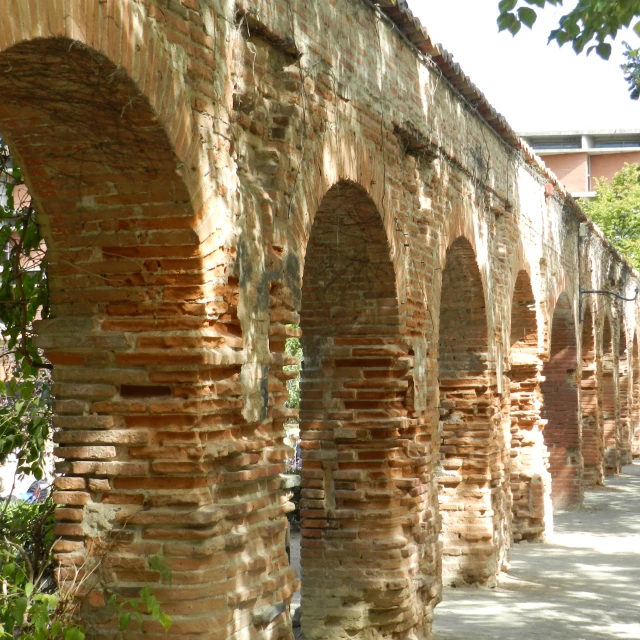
[[435, 462, 640, 639]]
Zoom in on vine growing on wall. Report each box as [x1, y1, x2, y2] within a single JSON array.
[[0, 145, 52, 482]]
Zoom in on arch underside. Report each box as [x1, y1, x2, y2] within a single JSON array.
[[601, 317, 620, 476], [509, 270, 549, 541], [540, 294, 582, 509], [581, 305, 602, 487], [631, 338, 640, 458], [619, 320, 631, 467], [437, 237, 508, 585], [298, 181, 430, 639], [0, 37, 297, 639]]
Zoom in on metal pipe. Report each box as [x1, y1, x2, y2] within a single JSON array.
[[579, 287, 639, 322]]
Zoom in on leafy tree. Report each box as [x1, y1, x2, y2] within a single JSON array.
[[580, 163, 640, 270], [497, 0, 640, 98], [621, 41, 640, 99]]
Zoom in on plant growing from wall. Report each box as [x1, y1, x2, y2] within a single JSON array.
[[0, 147, 172, 638], [0, 497, 172, 639], [580, 162, 640, 270]]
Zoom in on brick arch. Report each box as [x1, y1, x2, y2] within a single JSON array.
[[0, 36, 293, 640], [540, 291, 582, 509], [437, 204, 490, 296], [507, 270, 550, 540], [0, 1, 201, 207], [291, 143, 410, 321], [631, 333, 640, 457], [581, 303, 602, 487], [619, 314, 632, 466], [437, 236, 508, 586], [600, 313, 619, 475], [297, 180, 429, 639]]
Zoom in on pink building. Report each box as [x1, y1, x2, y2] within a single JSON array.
[[520, 130, 640, 198]]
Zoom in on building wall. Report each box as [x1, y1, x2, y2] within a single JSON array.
[[540, 153, 589, 193], [590, 152, 640, 188], [0, 1, 639, 639]]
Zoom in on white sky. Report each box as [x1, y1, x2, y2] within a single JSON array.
[[408, 0, 640, 133]]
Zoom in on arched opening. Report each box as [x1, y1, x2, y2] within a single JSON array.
[[0, 38, 291, 638], [508, 270, 549, 540], [601, 316, 619, 476], [581, 304, 602, 486], [619, 318, 631, 466], [632, 336, 640, 458], [298, 181, 424, 638], [540, 293, 582, 508], [437, 236, 507, 585]]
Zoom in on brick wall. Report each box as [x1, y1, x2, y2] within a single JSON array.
[[540, 293, 582, 509], [437, 237, 507, 585], [509, 270, 549, 540], [632, 337, 640, 458], [619, 320, 632, 465], [601, 317, 620, 476], [591, 152, 640, 188], [0, 1, 639, 638], [581, 305, 602, 487]]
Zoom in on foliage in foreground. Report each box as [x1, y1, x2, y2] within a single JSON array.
[[0, 146, 52, 481], [0, 498, 84, 640], [0, 148, 171, 638], [0, 499, 172, 639], [284, 334, 302, 411], [496, 0, 640, 99], [580, 163, 640, 270]]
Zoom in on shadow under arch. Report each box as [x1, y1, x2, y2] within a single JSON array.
[[437, 235, 508, 586], [619, 315, 631, 466], [540, 292, 582, 509], [297, 180, 429, 639], [601, 314, 619, 476], [632, 333, 640, 457], [508, 269, 550, 541], [581, 303, 602, 487], [0, 37, 298, 640]]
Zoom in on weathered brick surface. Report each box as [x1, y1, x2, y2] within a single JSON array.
[[0, 1, 639, 638], [581, 305, 602, 488], [540, 293, 583, 509], [601, 316, 621, 476], [509, 271, 550, 540]]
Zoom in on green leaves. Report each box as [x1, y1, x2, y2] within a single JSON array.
[[284, 332, 302, 410], [62, 628, 84, 640], [622, 40, 640, 99], [581, 163, 640, 268], [497, 0, 640, 98], [0, 147, 52, 481]]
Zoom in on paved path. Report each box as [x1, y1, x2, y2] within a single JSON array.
[[435, 462, 640, 639], [291, 463, 640, 639]]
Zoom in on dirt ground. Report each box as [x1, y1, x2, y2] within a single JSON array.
[[291, 462, 640, 639]]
